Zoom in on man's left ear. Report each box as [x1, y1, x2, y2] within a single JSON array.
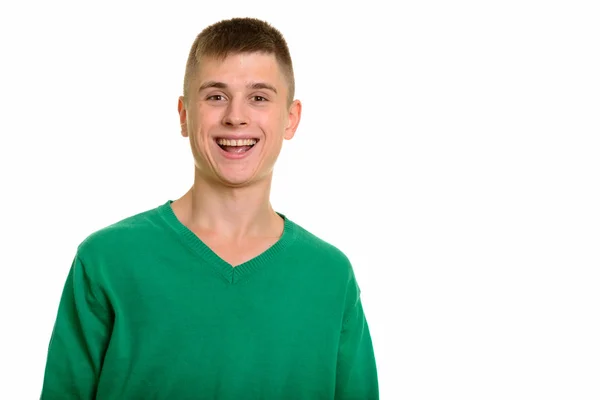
[[284, 100, 302, 140]]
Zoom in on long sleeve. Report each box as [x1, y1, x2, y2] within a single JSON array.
[[41, 255, 113, 399], [335, 279, 379, 400]]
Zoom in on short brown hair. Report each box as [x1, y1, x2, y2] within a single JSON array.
[[183, 18, 295, 105]]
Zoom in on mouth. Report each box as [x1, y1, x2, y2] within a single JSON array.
[[215, 137, 259, 156]]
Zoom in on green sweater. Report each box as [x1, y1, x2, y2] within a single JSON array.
[[41, 200, 378, 399]]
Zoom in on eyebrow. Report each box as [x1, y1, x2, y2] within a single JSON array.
[[198, 81, 278, 94]]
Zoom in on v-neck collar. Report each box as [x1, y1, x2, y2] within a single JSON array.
[[158, 200, 297, 284]]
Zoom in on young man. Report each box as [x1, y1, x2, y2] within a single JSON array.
[[41, 17, 378, 399]]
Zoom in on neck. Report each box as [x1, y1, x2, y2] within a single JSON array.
[[172, 171, 282, 240]]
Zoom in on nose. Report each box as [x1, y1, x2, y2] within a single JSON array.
[[222, 98, 249, 127]]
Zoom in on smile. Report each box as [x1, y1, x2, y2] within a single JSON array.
[[215, 137, 259, 159]]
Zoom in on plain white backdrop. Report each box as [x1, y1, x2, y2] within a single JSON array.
[[1, 0, 599, 398]]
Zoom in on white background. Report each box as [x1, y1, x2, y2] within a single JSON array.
[[1, 0, 599, 398]]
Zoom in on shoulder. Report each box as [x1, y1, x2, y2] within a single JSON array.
[[76, 202, 167, 259], [286, 217, 356, 281], [292, 222, 351, 263]]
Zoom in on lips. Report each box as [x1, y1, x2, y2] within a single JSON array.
[[214, 137, 259, 159], [215, 137, 259, 153], [220, 144, 253, 153]]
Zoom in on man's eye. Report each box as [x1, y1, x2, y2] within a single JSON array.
[[207, 95, 225, 101], [253, 96, 268, 102]]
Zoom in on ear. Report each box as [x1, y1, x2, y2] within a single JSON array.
[[284, 100, 302, 140], [178, 96, 188, 137]]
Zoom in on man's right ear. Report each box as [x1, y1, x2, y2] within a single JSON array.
[[178, 96, 188, 137]]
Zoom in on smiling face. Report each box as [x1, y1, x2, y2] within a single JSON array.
[[178, 52, 301, 188]]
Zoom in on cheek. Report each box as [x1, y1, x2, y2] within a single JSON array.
[[190, 113, 216, 142], [192, 130, 211, 153], [193, 105, 221, 129], [188, 121, 209, 151], [258, 110, 287, 134]]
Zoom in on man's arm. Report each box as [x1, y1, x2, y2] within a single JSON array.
[[41, 255, 113, 399], [335, 278, 379, 400]]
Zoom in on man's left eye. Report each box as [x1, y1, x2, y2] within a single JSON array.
[[253, 96, 268, 102]]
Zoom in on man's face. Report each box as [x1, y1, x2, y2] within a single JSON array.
[[178, 52, 301, 188]]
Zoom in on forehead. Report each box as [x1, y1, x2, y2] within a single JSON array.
[[196, 52, 286, 88]]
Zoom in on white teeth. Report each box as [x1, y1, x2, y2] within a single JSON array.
[[216, 138, 257, 146]]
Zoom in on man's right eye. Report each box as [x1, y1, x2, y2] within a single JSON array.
[[207, 95, 225, 101]]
